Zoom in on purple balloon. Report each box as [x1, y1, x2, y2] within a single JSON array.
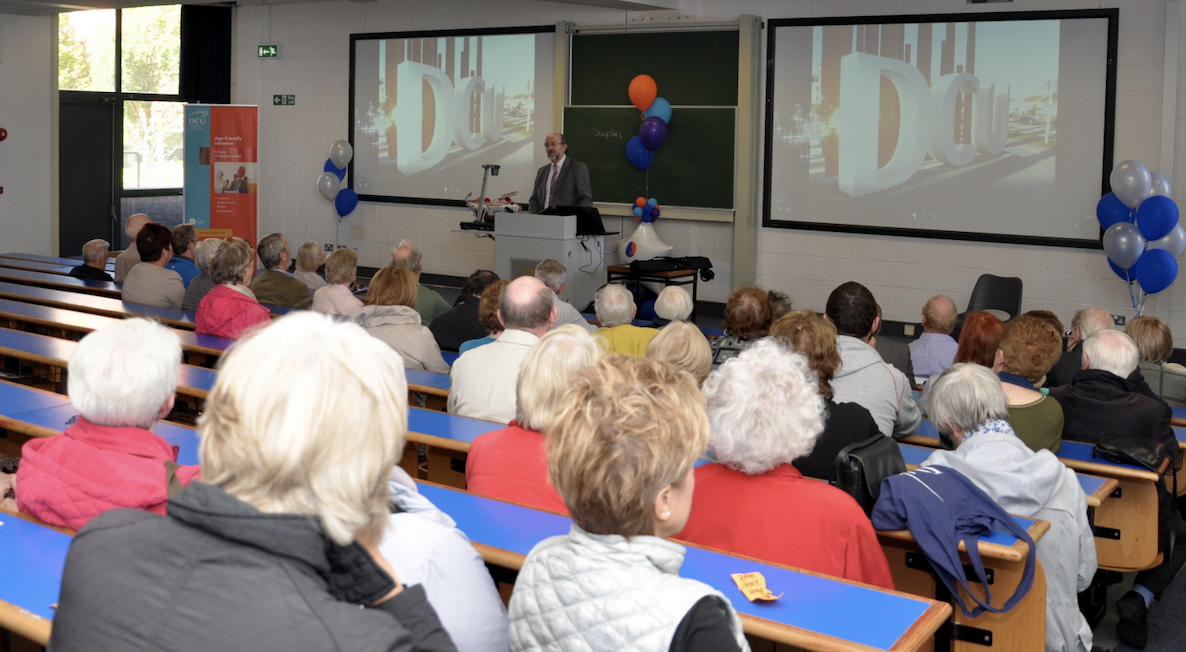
[[639, 116, 668, 151]]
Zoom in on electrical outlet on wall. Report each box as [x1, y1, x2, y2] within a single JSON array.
[[323, 243, 334, 252], [904, 324, 916, 337], [350, 224, 364, 239], [1112, 314, 1126, 326]]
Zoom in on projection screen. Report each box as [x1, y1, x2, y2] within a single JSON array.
[[763, 10, 1118, 247], [350, 26, 556, 206]]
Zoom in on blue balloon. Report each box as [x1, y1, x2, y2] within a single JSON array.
[[638, 299, 657, 321], [633, 206, 643, 217], [643, 97, 672, 125], [642, 205, 653, 217], [335, 188, 359, 217], [1097, 193, 1132, 230], [1135, 195, 1179, 242], [1108, 257, 1134, 282], [646, 197, 658, 208], [324, 158, 346, 181], [625, 136, 653, 170], [1133, 248, 1179, 294]]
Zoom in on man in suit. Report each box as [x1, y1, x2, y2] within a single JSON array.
[[528, 133, 592, 213], [249, 233, 312, 310]]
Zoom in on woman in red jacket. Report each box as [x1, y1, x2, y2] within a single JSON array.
[[464, 324, 601, 513], [677, 338, 895, 590], [195, 237, 271, 339]]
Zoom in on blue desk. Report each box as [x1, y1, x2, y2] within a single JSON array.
[[1, 252, 114, 271], [417, 483, 949, 651], [441, 351, 458, 366], [0, 512, 71, 642], [0, 280, 196, 329], [1173, 406, 1186, 424], [403, 408, 508, 488], [0, 257, 108, 277], [0, 267, 121, 299], [405, 368, 450, 397]]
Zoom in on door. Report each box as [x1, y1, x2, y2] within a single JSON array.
[[59, 96, 115, 257]]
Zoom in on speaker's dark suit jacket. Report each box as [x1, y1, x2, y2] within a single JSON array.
[[528, 157, 593, 213]]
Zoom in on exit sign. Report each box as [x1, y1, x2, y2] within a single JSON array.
[[258, 45, 278, 58], [273, 95, 296, 106]]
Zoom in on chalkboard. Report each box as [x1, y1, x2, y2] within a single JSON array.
[[563, 106, 735, 210], [571, 31, 739, 106]]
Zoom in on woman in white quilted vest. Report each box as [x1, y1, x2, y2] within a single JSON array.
[[507, 356, 749, 652]]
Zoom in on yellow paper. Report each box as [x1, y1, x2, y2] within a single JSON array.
[[731, 572, 783, 602]]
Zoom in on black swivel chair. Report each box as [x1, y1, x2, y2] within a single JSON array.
[[953, 274, 1024, 339]]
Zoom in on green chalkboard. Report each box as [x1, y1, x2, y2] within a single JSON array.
[[563, 106, 735, 210], [571, 32, 740, 106]]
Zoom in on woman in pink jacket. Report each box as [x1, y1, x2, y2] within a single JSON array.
[[195, 237, 271, 339]]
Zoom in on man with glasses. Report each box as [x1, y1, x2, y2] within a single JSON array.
[[528, 133, 592, 214]]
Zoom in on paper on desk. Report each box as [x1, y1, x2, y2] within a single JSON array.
[[731, 572, 783, 602]]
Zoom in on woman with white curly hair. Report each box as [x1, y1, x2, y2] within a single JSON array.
[[677, 338, 894, 589]]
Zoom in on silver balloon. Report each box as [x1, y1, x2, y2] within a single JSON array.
[[317, 172, 340, 201], [1103, 222, 1147, 269], [329, 140, 354, 169], [1148, 172, 1173, 198], [1111, 160, 1153, 208], [1148, 224, 1186, 257]]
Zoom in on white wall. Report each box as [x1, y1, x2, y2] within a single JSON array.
[[232, 0, 1186, 332], [0, 14, 55, 256]]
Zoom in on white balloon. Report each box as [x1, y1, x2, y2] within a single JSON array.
[[1111, 160, 1153, 208], [1103, 222, 1147, 270], [330, 140, 354, 169], [1148, 224, 1186, 257], [317, 172, 340, 201], [1148, 172, 1173, 198]]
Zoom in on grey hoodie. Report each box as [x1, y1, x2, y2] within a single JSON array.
[[832, 335, 921, 437]]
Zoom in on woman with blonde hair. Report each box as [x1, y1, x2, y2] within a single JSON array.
[[313, 247, 363, 316], [352, 266, 449, 373], [49, 313, 456, 651], [1127, 315, 1186, 407], [466, 325, 601, 513], [195, 237, 271, 339], [294, 241, 327, 291], [645, 321, 712, 386], [507, 356, 748, 651]]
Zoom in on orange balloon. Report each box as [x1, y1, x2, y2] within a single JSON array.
[[635, 197, 647, 208], [628, 75, 657, 112]]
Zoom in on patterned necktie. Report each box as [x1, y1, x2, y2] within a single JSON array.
[[548, 163, 560, 206]]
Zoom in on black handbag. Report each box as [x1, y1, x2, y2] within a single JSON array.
[[1091, 431, 1172, 472], [831, 434, 906, 516]]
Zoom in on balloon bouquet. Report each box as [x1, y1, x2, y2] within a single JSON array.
[[317, 140, 359, 219], [1098, 159, 1182, 315], [619, 75, 674, 263]]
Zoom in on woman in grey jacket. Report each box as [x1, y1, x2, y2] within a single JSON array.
[[49, 313, 456, 652]]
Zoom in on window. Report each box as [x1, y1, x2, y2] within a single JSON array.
[[58, 10, 115, 92], [123, 100, 184, 189], [120, 5, 181, 95]]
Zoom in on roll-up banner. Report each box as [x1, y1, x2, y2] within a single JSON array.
[[184, 105, 259, 245]]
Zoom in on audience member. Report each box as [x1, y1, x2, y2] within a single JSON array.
[[767, 289, 793, 322], [431, 269, 500, 351], [993, 315, 1064, 452], [466, 325, 600, 513], [121, 223, 185, 309], [653, 286, 695, 327], [294, 241, 328, 291], [450, 276, 556, 424], [391, 240, 449, 326], [679, 340, 894, 589], [49, 314, 455, 651], [909, 294, 958, 378], [165, 224, 200, 287], [1045, 307, 1112, 388], [508, 357, 747, 651], [826, 281, 921, 437], [181, 238, 223, 312], [382, 466, 509, 651], [535, 259, 595, 332], [352, 266, 449, 374], [1025, 310, 1065, 340], [113, 212, 151, 283], [771, 310, 881, 479], [954, 310, 1005, 367], [593, 282, 656, 357], [459, 279, 510, 354], [1127, 316, 1186, 407], [312, 248, 363, 316], [68, 239, 113, 281], [195, 237, 271, 339], [644, 321, 712, 386], [250, 233, 313, 309], [872, 304, 915, 382], [15, 319, 198, 530], [921, 364, 1095, 652], [710, 286, 772, 368]]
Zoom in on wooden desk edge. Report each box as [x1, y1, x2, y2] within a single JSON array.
[[1089, 477, 1120, 508], [407, 431, 471, 453], [407, 384, 449, 398], [0, 599, 51, 646]]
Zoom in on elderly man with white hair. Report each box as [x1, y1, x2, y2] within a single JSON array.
[[15, 319, 199, 530], [534, 259, 595, 333], [922, 363, 1096, 652], [113, 213, 152, 283], [652, 286, 693, 327], [593, 283, 656, 357], [449, 275, 557, 424], [1050, 328, 1185, 649], [69, 239, 113, 281], [391, 239, 450, 327], [1045, 306, 1115, 388]]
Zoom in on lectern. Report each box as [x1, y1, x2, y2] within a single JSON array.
[[494, 213, 604, 312]]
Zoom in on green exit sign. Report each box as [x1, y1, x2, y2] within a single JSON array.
[[258, 45, 278, 58], [273, 95, 296, 106]]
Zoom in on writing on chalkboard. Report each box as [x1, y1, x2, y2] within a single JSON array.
[[594, 128, 622, 140]]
